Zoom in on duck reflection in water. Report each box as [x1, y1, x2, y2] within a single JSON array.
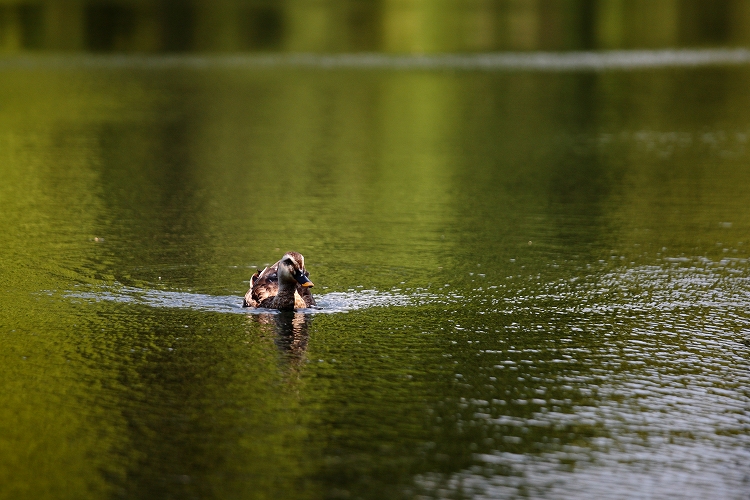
[[251, 311, 312, 362]]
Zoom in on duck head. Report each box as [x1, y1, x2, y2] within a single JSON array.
[[278, 251, 314, 288]]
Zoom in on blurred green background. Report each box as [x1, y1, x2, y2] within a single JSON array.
[[1, 0, 748, 54]]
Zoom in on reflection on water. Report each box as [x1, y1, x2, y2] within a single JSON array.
[[2, 54, 750, 499], [252, 312, 312, 362], [2, 0, 750, 53]]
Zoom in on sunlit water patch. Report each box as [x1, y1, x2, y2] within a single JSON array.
[[421, 440, 750, 500], [425, 257, 750, 499], [477, 257, 750, 319]]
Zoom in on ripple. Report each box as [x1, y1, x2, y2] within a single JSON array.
[[478, 257, 750, 319], [420, 441, 750, 499], [441, 256, 750, 499], [315, 290, 413, 311], [64, 285, 418, 314], [4, 48, 750, 72]]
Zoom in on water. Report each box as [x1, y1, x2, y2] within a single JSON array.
[[1, 54, 750, 500]]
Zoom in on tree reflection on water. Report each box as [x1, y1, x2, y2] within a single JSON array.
[[1, 0, 749, 54]]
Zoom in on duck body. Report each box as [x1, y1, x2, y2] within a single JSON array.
[[243, 251, 315, 310]]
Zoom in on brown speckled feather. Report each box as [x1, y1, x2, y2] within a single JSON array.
[[242, 254, 316, 309]]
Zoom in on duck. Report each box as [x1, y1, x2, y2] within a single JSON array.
[[242, 251, 315, 310]]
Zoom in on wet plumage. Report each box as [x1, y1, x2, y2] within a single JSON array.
[[242, 251, 315, 310]]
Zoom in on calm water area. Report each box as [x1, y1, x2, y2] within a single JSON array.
[[1, 53, 750, 499]]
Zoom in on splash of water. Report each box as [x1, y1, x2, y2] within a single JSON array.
[[65, 285, 421, 314]]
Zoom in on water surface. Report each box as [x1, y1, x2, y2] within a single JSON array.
[[1, 54, 749, 499]]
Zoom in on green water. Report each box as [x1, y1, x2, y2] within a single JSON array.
[[1, 58, 749, 499]]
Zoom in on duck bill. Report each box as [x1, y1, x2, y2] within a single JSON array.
[[294, 272, 314, 288]]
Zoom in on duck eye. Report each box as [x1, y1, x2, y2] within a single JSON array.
[[283, 258, 293, 266]]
